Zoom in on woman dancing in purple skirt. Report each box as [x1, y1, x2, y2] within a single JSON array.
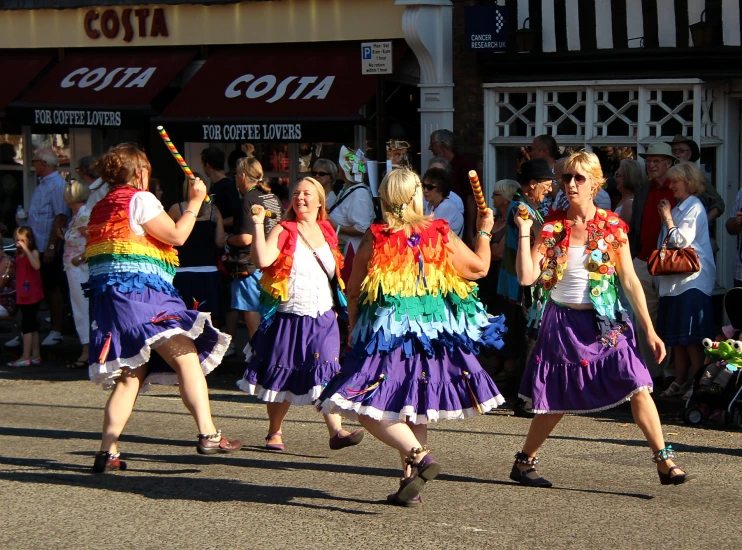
[[320, 168, 506, 506], [510, 151, 695, 487], [85, 145, 241, 473], [240, 177, 364, 452]]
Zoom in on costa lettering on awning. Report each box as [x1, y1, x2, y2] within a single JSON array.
[[162, 43, 377, 119], [0, 52, 54, 112], [19, 49, 196, 107]]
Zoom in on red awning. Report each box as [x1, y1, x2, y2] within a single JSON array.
[[162, 42, 378, 120], [0, 52, 55, 112], [18, 49, 196, 108]]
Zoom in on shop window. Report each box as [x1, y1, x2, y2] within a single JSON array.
[[0, 135, 24, 237], [297, 143, 344, 174], [646, 89, 694, 138], [594, 90, 639, 138], [544, 91, 586, 138], [494, 91, 537, 138], [702, 87, 719, 139]]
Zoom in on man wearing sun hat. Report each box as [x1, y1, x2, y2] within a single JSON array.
[[629, 142, 677, 380]]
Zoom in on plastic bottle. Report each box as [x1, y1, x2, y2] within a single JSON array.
[[16, 205, 26, 222]]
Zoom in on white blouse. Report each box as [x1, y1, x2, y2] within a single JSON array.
[[656, 195, 716, 297], [278, 238, 336, 317]]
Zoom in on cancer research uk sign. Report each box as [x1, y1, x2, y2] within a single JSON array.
[[465, 6, 507, 52], [361, 42, 392, 75]]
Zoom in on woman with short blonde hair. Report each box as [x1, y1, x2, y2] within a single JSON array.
[[665, 161, 706, 196], [509, 150, 695, 488], [656, 161, 715, 400], [320, 167, 506, 506]]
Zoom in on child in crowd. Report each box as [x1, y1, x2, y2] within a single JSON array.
[[8, 226, 44, 367]]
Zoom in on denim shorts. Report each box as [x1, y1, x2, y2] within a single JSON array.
[[231, 270, 262, 312]]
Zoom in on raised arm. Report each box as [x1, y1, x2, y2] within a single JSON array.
[[448, 208, 495, 280], [143, 179, 207, 246], [513, 215, 544, 286], [249, 204, 283, 268]]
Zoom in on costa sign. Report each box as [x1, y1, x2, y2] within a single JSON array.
[[84, 8, 168, 42], [225, 75, 334, 103], [60, 67, 156, 91]]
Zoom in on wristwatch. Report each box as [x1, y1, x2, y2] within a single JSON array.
[[47, 244, 55, 250]]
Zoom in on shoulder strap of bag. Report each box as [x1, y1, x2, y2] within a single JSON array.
[[297, 229, 333, 282], [328, 184, 363, 214]]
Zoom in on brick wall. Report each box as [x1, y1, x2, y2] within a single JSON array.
[[452, 0, 485, 170]]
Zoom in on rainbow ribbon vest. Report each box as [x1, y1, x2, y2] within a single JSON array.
[[352, 219, 505, 358], [84, 185, 179, 297]]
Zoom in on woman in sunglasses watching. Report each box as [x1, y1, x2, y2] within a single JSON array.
[[311, 159, 340, 210], [422, 167, 464, 237], [510, 151, 695, 488]]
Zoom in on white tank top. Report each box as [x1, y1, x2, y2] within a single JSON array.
[[278, 239, 336, 317], [549, 246, 591, 304]]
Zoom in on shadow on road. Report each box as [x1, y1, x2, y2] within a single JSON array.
[[0, 462, 378, 515]]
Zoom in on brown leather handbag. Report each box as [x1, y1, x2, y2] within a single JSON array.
[[647, 228, 701, 276]]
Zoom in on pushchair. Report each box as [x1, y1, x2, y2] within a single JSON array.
[[683, 287, 742, 429]]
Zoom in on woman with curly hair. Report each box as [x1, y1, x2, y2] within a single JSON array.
[[85, 144, 241, 473]]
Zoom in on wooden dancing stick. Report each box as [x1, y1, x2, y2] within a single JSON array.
[[251, 205, 277, 219], [468, 170, 488, 214], [156, 125, 211, 203]]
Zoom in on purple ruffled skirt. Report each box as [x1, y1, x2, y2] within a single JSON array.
[[519, 301, 653, 414], [88, 287, 231, 390], [238, 309, 341, 404], [320, 344, 504, 425]]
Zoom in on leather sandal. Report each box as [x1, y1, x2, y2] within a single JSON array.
[[653, 445, 697, 485], [92, 451, 127, 473], [387, 479, 422, 507], [509, 451, 553, 488], [395, 447, 441, 502], [329, 428, 364, 450], [196, 430, 243, 455], [264, 432, 285, 451]]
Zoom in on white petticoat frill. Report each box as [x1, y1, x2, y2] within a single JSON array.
[[320, 393, 505, 425], [88, 312, 231, 392], [238, 343, 326, 405]]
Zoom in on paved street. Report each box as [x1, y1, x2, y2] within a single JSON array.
[[0, 362, 740, 550]]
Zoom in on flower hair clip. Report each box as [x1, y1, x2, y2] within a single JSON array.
[[389, 185, 420, 218]]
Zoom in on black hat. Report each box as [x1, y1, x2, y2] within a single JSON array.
[[519, 158, 553, 184], [668, 135, 700, 163]]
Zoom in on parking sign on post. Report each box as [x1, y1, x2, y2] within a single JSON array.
[[361, 41, 392, 75]]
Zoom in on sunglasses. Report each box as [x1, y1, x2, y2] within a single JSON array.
[[422, 184, 438, 191], [312, 171, 331, 178], [561, 173, 588, 185]]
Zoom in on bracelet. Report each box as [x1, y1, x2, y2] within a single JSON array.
[[254, 222, 264, 225], [519, 235, 531, 239], [183, 209, 197, 218], [477, 230, 492, 240]]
